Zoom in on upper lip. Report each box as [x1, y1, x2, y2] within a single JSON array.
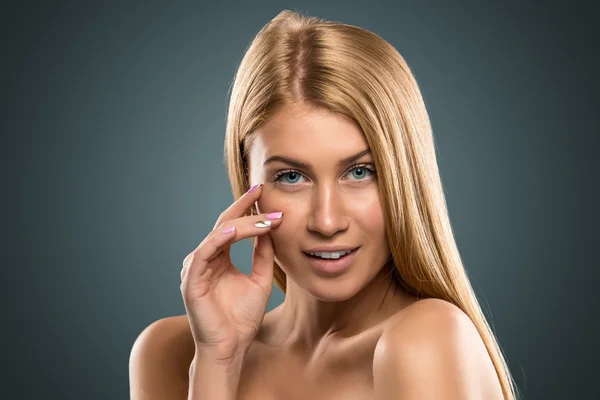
[[303, 246, 359, 253]]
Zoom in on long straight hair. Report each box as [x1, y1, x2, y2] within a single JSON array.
[[223, 10, 519, 400]]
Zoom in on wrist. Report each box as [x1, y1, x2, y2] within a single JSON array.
[[191, 346, 249, 376], [195, 340, 249, 364], [188, 350, 247, 400]]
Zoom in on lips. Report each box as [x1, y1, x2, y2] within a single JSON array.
[[303, 247, 359, 255], [303, 245, 358, 253], [303, 247, 359, 275]]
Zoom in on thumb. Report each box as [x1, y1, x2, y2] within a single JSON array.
[[249, 232, 275, 290]]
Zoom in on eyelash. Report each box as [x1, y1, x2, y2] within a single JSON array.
[[271, 163, 377, 185]]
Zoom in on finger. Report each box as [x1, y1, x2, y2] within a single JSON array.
[[181, 252, 193, 282], [184, 212, 283, 282], [213, 183, 264, 230], [181, 225, 237, 284], [248, 230, 275, 291], [181, 246, 216, 283], [201, 213, 283, 264]]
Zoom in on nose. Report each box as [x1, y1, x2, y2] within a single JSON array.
[[306, 183, 349, 237]]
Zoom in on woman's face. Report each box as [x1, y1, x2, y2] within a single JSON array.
[[248, 103, 391, 301]]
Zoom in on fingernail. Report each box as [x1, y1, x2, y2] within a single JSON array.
[[222, 226, 236, 234], [254, 220, 272, 228], [247, 184, 262, 193], [266, 211, 283, 220]]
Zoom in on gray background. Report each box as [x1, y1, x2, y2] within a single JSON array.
[[2, 0, 598, 399]]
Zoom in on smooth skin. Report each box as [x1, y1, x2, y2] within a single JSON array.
[[129, 103, 504, 399]]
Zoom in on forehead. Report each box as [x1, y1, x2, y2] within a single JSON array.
[[250, 103, 368, 158]]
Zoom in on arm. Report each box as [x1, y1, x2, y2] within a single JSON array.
[[187, 349, 246, 400], [373, 299, 504, 399]]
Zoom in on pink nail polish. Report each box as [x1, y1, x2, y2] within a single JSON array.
[[266, 211, 283, 220], [248, 184, 262, 193], [222, 226, 236, 234]]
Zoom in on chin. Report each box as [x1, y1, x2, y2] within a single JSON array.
[[283, 268, 363, 302], [305, 284, 359, 302]]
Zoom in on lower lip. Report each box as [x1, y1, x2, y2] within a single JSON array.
[[303, 248, 359, 275]]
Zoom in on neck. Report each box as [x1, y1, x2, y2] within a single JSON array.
[[271, 262, 413, 354]]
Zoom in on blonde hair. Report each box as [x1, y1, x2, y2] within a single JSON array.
[[224, 10, 519, 400]]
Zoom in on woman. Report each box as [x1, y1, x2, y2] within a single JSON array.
[[130, 10, 519, 400]]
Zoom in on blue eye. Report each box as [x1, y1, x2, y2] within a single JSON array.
[[271, 164, 376, 186], [276, 170, 304, 184], [348, 165, 373, 180]]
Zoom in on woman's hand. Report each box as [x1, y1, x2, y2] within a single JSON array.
[[180, 184, 282, 364]]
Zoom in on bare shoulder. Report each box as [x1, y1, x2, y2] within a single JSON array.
[[373, 298, 503, 399], [128, 311, 280, 400], [383, 297, 470, 332], [129, 315, 195, 400]]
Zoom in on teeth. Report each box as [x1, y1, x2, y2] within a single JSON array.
[[308, 250, 350, 259]]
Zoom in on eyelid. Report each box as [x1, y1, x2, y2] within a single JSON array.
[[271, 163, 377, 184]]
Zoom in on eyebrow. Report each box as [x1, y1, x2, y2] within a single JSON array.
[[263, 149, 372, 170]]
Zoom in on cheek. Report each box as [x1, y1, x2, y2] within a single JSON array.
[[256, 186, 313, 214], [269, 208, 305, 259], [255, 189, 293, 215], [256, 194, 304, 245], [351, 190, 386, 233]]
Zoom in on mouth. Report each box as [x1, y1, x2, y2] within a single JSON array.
[[302, 247, 360, 275], [303, 247, 357, 258]]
